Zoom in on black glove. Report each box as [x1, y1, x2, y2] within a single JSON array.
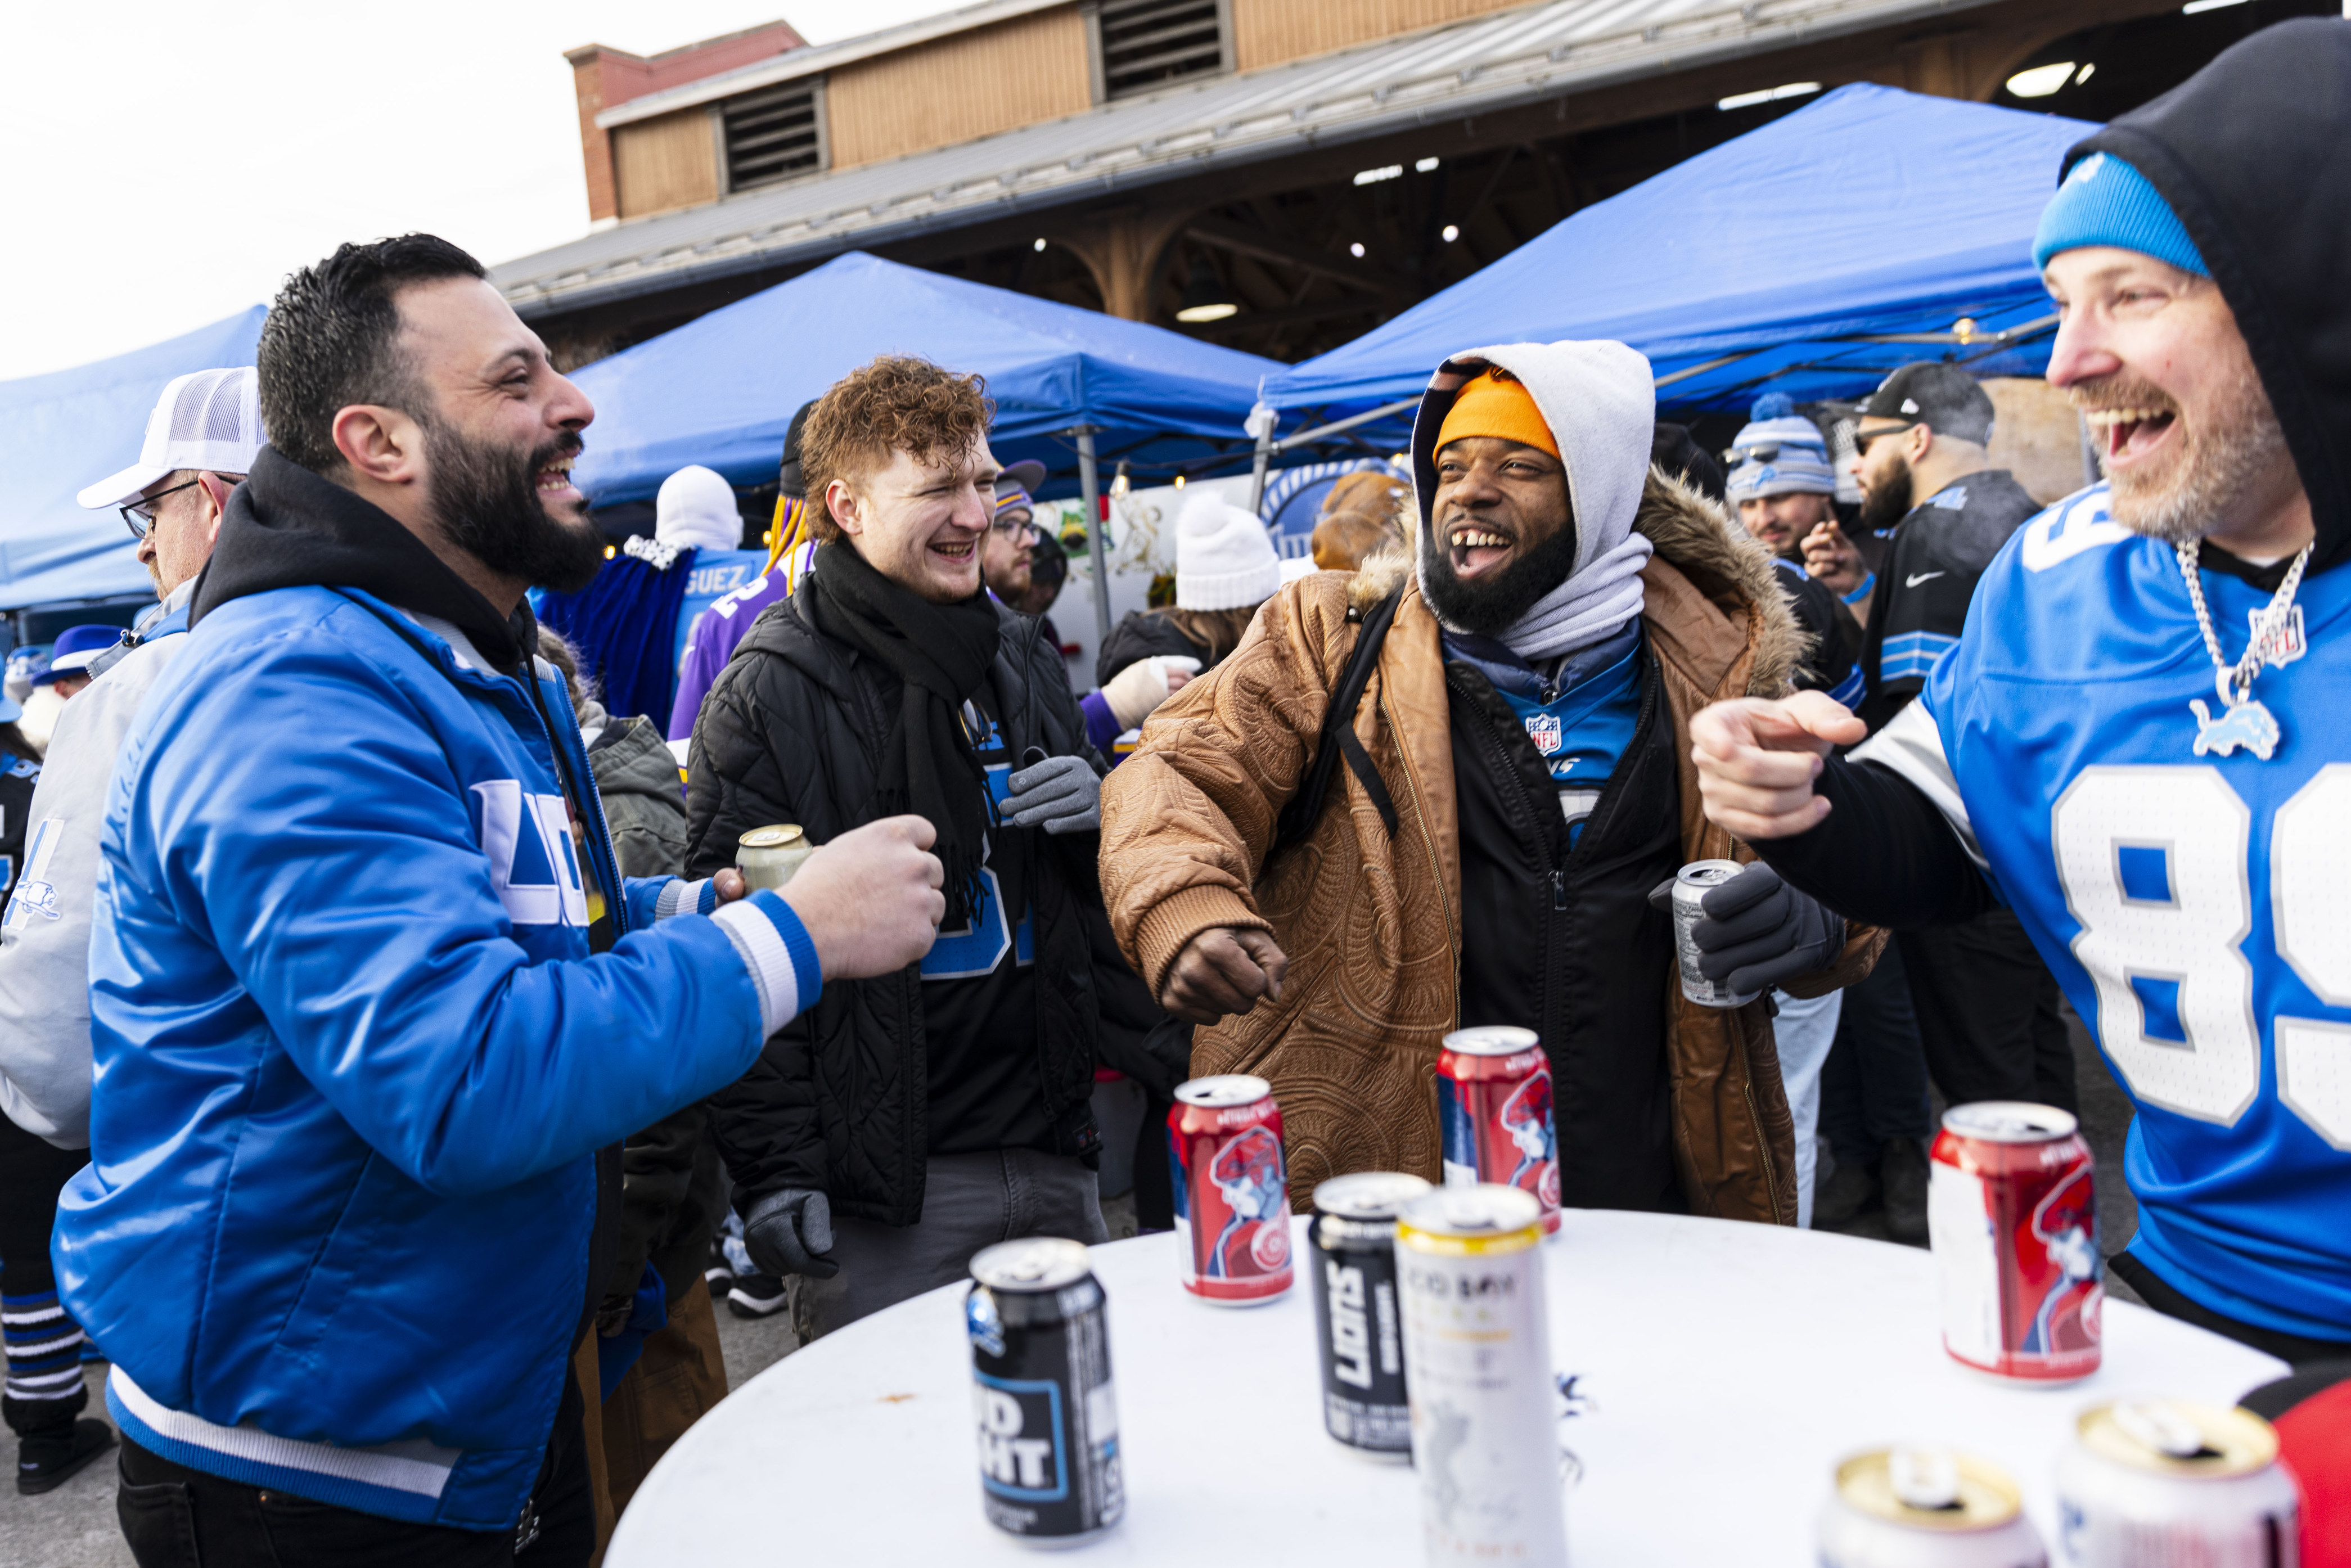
[[1668, 862, 1846, 997], [742, 1188, 839, 1279]]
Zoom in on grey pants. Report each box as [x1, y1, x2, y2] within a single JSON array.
[[796, 1148, 1107, 1340]]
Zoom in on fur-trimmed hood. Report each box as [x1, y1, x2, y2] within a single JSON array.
[[1349, 464, 1805, 699]]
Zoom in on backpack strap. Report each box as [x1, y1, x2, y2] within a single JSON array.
[[1268, 585, 1404, 864]]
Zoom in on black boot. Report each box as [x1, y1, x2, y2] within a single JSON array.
[[1814, 1155, 1879, 1227], [1880, 1137, 1930, 1247], [17, 1417, 114, 1495]]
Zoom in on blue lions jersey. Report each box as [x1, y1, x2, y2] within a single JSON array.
[[1912, 482, 2351, 1339]]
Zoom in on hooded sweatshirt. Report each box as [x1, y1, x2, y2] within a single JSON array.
[[1758, 20, 2351, 1349]]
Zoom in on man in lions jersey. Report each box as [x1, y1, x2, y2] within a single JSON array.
[[1689, 20, 2351, 1362]]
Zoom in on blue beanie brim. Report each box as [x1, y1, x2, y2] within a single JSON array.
[[2033, 151, 2207, 276]]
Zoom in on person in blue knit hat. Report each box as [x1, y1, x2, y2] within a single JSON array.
[[1694, 18, 2351, 1365]]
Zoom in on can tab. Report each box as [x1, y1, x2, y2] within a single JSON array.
[[2113, 1401, 2215, 1461], [1889, 1448, 1963, 1512]]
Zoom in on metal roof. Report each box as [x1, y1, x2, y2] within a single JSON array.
[[493, 0, 1997, 321]]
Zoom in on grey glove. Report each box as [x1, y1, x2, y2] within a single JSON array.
[[1002, 753, 1102, 835], [742, 1188, 839, 1279], [1668, 862, 1846, 997]]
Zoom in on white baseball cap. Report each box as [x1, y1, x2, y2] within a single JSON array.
[[78, 367, 266, 511]]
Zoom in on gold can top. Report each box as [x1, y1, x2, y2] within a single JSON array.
[[1835, 1448, 2022, 1530], [2077, 1400, 2278, 1479], [738, 824, 807, 851]]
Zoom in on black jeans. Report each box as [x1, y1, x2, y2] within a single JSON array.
[[1898, 907, 2077, 1114], [0, 1114, 93, 1437], [1819, 940, 1934, 1165], [116, 1375, 593, 1567]]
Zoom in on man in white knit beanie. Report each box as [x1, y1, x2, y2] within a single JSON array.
[[1100, 340, 1884, 1224]]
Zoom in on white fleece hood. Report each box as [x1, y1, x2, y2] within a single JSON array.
[[1409, 339, 1658, 660]]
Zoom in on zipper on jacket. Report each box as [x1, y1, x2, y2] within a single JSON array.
[[1551, 868, 1567, 912], [1375, 691, 1459, 1031]]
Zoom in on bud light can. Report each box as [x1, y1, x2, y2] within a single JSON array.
[[1437, 1026, 1563, 1236], [1310, 1172, 1430, 1461], [2055, 1400, 2300, 1567], [1673, 859, 1759, 1008], [966, 1238, 1123, 1547], [1927, 1102, 2101, 1383], [1395, 1184, 1565, 1568], [1816, 1448, 2048, 1567], [1168, 1075, 1293, 1305]]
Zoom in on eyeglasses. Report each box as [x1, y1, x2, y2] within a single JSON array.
[[1852, 423, 1920, 458], [120, 477, 204, 540], [1731, 443, 1785, 465], [989, 513, 1037, 537]]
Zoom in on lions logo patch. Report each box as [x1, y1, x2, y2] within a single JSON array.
[[1524, 712, 1564, 756]]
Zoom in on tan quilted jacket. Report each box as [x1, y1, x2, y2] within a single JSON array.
[[1099, 468, 1884, 1223]]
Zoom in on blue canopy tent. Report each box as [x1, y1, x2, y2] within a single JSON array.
[[1255, 85, 2095, 458], [0, 307, 265, 612], [567, 251, 1283, 510]]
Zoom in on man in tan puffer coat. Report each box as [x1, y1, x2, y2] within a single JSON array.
[[1100, 339, 1882, 1224]]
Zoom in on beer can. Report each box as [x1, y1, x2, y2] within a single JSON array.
[[1817, 1447, 2048, 1567], [1927, 1102, 2102, 1383], [1310, 1172, 1430, 1461], [1395, 1184, 1566, 1568], [1673, 859, 1759, 1008], [736, 823, 814, 891], [2055, 1400, 2300, 1567], [1437, 1027, 1564, 1236], [966, 1237, 1124, 1547], [1167, 1075, 1292, 1305]]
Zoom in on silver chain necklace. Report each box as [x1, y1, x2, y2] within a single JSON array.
[[2174, 538, 2311, 761]]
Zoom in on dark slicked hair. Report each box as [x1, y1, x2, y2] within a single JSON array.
[[257, 235, 487, 474]]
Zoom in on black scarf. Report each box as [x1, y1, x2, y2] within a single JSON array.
[[803, 540, 1001, 930]]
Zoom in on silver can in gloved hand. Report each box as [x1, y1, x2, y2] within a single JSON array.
[[1673, 860, 1759, 1009]]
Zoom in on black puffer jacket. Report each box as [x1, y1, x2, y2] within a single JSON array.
[[686, 580, 1169, 1227]]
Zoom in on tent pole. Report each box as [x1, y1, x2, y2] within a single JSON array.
[[1248, 425, 1273, 515], [1075, 427, 1110, 652]]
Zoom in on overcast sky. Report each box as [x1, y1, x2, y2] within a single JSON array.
[[0, 0, 965, 381]]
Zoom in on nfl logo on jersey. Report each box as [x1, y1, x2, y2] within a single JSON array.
[[1524, 713, 1564, 755]]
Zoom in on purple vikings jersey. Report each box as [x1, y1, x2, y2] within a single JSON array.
[[1876, 482, 2351, 1340]]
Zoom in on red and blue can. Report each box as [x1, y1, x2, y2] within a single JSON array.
[[1168, 1075, 1292, 1305], [1927, 1102, 2101, 1384], [1436, 1027, 1562, 1236]]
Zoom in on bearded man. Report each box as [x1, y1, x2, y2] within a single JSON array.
[[1692, 21, 2351, 1363], [57, 236, 945, 1565], [1099, 339, 1881, 1219]]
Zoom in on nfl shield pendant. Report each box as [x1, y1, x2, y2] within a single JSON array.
[[2188, 677, 2282, 761]]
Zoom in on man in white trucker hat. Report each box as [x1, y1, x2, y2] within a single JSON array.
[[0, 367, 264, 1147]]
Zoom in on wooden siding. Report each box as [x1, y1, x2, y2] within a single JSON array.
[[826, 4, 1092, 170], [612, 108, 719, 218], [1231, 0, 1528, 71]]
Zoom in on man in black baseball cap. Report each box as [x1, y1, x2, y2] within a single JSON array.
[[1802, 359, 2074, 1146]]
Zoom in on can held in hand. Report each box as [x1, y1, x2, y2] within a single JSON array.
[[1673, 860, 1759, 1008], [736, 823, 814, 891], [1168, 1075, 1292, 1305], [1310, 1172, 1430, 1460], [966, 1238, 1124, 1547], [1396, 1184, 1565, 1568], [2055, 1400, 2300, 1567], [1437, 1028, 1563, 1235], [1817, 1447, 2048, 1567], [1927, 1102, 2101, 1383]]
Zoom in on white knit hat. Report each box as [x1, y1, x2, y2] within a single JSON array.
[[1176, 495, 1283, 611], [655, 465, 743, 552]]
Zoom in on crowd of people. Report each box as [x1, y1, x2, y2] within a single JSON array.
[[0, 20, 2343, 1563]]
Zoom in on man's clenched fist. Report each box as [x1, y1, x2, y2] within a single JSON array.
[[781, 815, 947, 979], [1689, 692, 1868, 842], [1159, 926, 1289, 1025]]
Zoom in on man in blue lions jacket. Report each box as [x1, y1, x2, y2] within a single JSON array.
[[57, 234, 947, 1566]]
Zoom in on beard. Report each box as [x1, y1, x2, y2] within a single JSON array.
[[1418, 514, 1580, 637], [2075, 361, 2292, 547], [1856, 458, 1913, 537], [421, 417, 605, 594]]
